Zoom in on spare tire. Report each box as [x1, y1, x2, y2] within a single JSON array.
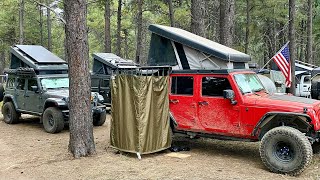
[[0, 84, 4, 102]]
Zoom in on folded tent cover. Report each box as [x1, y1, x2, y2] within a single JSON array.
[[110, 68, 172, 154]]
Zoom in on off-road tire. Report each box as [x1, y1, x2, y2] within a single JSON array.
[[259, 126, 312, 176], [0, 84, 4, 102], [2, 101, 19, 124], [42, 107, 64, 133], [312, 142, 320, 154], [93, 111, 106, 126]]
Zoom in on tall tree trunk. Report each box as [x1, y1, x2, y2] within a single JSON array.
[[190, 0, 206, 37], [135, 0, 143, 64], [245, 0, 250, 54], [289, 0, 296, 94], [123, 29, 129, 59], [167, 0, 174, 27], [19, 0, 24, 44], [219, 0, 235, 47], [306, 0, 313, 64], [47, 0, 52, 51], [105, 0, 111, 52], [0, 51, 5, 75], [39, 1, 44, 46], [64, 0, 95, 158], [116, 0, 122, 56], [299, 20, 305, 62]]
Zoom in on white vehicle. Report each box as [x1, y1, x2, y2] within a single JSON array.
[[295, 73, 311, 97]]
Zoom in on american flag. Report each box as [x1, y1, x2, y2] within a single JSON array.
[[272, 43, 291, 87]]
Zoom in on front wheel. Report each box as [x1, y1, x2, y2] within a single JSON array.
[[42, 107, 64, 133], [259, 126, 312, 176], [93, 111, 106, 126]]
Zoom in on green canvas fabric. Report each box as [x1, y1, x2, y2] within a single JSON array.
[[110, 74, 171, 154]]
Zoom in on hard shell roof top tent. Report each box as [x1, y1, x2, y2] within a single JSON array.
[[147, 24, 251, 70], [10, 45, 68, 74], [92, 53, 139, 75]]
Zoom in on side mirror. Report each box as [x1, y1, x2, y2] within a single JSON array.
[[223, 90, 237, 105], [31, 86, 39, 93]]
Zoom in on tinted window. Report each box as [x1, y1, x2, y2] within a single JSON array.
[[202, 77, 231, 96], [17, 78, 25, 90], [27, 79, 38, 91], [171, 76, 193, 95]]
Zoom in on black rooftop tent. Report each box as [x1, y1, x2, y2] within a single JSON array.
[[10, 45, 68, 74], [148, 24, 251, 70], [92, 53, 138, 75]]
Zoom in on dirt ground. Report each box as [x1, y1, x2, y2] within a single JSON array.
[[0, 114, 320, 180]]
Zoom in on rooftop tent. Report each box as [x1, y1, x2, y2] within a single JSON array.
[[10, 45, 68, 74], [92, 53, 138, 75], [148, 24, 251, 70]]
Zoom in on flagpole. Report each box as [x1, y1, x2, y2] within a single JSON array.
[[258, 41, 290, 73]]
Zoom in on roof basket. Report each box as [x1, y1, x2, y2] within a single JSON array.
[[5, 67, 36, 77]]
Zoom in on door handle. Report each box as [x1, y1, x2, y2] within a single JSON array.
[[169, 99, 179, 104], [198, 101, 208, 106], [303, 85, 307, 87]]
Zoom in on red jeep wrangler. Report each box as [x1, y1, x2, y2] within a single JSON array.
[[169, 69, 320, 175]]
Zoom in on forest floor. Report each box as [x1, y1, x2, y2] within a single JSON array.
[[0, 114, 320, 180]]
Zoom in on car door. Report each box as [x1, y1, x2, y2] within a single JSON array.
[[169, 75, 199, 131], [15, 77, 26, 110], [197, 75, 240, 136], [24, 78, 41, 113]]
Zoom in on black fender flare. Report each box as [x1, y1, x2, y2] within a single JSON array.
[[44, 98, 67, 110], [3, 94, 19, 110], [251, 112, 312, 139]]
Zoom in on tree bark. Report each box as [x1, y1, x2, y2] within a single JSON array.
[[306, 0, 313, 64], [105, 0, 111, 53], [289, 0, 296, 94], [116, 0, 122, 56], [190, 0, 206, 37], [135, 0, 143, 64], [47, 0, 52, 51], [167, 0, 174, 27], [39, 1, 44, 46], [123, 29, 129, 59], [219, 0, 235, 47], [0, 51, 5, 76], [245, 0, 250, 54], [19, 0, 24, 44], [64, 0, 95, 158]]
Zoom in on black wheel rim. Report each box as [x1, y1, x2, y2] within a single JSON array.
[[48, 114, 54, 127], [273, 141, 295, 162]]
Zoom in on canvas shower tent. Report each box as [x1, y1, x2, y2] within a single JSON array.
[[147, 24, 251, 70], [110, 67, 172, 157]]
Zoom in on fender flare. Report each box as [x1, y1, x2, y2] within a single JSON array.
[[3, 94, 19, 110], [251, 112, 312, 138], [44, 98, 67, 109]]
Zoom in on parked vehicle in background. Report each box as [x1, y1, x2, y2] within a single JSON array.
[[169, 69, 320, 175], [295, 73, 311, 97], [1, 45, 106, 133]]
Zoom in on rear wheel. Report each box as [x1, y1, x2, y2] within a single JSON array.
[[42, 107, 64, 133], [2, 101, 19, 124], [93, 111, 106, 126], [259, 126, 312, 176]]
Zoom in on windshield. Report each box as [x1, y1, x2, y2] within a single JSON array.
[[234, 73, 265, 94], [40, 77, 69, 90]]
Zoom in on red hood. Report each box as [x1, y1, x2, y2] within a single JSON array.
[[244, 93, 320, 113]]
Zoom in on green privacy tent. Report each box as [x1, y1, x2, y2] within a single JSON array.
[[110, 69, 171, 156]]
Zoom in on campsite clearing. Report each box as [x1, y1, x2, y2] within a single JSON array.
[[0, 114, 319, 179]]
